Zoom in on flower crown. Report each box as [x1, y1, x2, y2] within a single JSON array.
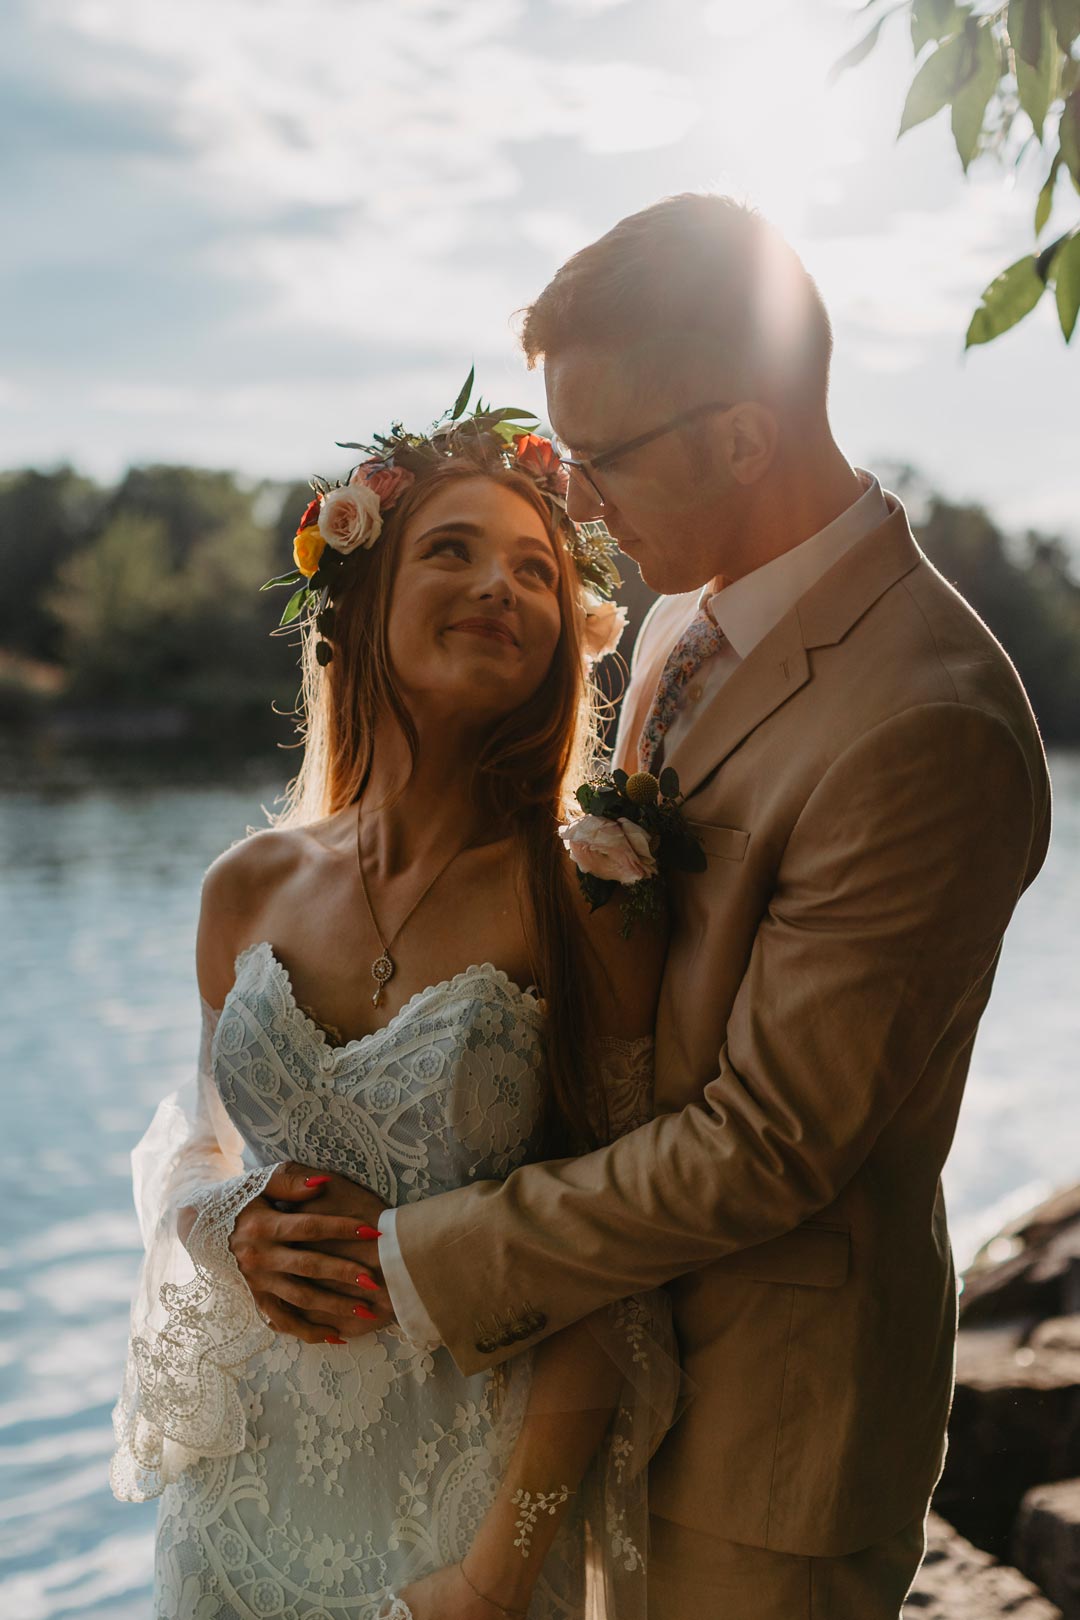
[[262, 370, 626, 668]]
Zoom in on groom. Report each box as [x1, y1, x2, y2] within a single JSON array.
[[298, 196, 1051, 1615]]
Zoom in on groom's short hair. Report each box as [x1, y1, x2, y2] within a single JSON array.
[[520, 193, 833, 416]]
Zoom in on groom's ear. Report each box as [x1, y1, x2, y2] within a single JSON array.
[[726, 402, 778, 487]]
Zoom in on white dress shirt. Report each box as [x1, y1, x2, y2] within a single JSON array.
[[379, 470, 890, 1346]]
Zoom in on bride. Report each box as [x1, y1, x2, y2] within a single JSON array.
[[111, 389, 678, 1619]]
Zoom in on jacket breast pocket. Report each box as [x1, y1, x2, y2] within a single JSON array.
[[687, 820, 750, 863]]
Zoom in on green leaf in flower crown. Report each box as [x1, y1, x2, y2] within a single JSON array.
[[279, 586, 311, 626], [658, 767, 681, 800], [1052, 232, 1080, 340], [261, 569, 304, 591], [965, 254, 1047, 346], [451, 368, 475, 421], [478, 406, 537, 424], [576, 783, 596, 812], [612, 768, 629, 791]]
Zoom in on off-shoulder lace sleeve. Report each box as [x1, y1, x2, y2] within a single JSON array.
[[109, 997, 275, 1502]]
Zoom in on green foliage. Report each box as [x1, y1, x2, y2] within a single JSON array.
[[1052, 229, 1080, 334], [915, 493, 1080, 741], [965, 253, 1047, 345], [837, 0, 1080, 344]]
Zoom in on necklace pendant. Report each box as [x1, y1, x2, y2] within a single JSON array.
[[371, 952, 394, 1007]]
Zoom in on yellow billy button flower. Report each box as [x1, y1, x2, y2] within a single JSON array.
[[293, 523, 326, 579], [624, 772, 660, 806]]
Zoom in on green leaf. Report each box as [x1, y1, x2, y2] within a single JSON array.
[[900, 31, 968, 136], [950, 20, 999, 168], [1009, 0, 1045, 68], [965, 254, 1047, 347], [576, 783, 595, 812], [911, 0, 968, 53], [658, 766, 680, 800], [477, 407, 536, 423], [1060, 89, 1080, 189], [450, 366, 475, 422], [1036, 151, 1062, 233], [828, 14, 890, 83], [279, 586, 310, 626], [1049, 0, 1080, 51], [1051, 232, 1080, 338], [612, 767, 629, 790], [1012, 0, 1058, 137], [260, 569, 304, 591]]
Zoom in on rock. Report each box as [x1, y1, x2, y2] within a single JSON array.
[[934, 1321, 1080, 1557], [1014, 1481, 1080, 1618], [903, 1511, 1061, 1617], [960, 1184, 1080, 1327]]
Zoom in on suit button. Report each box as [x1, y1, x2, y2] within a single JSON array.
[[475, 1336, 497, 1354]]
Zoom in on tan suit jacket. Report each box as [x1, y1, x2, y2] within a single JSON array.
[[395, 495, 1051, 1556]]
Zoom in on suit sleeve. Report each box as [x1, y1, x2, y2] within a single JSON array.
[[394, 702, 1046, 1374]]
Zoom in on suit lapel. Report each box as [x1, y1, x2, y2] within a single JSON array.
[[662, 502, 923, 802]]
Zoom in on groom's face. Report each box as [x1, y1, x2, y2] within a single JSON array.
[[544, 344, 745, 595]]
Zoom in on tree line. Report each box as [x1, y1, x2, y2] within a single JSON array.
[[1, 463, 1078, 751]]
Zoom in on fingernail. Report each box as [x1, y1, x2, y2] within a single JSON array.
[[355, 1224, 380, 1240], [352, 1303, 377, 1319], [356, 1273, 378, 1292], [305, 1175, 331, 1188], [324, 1335, 347, 1345]]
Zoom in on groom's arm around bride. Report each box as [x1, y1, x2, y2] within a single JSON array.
[[383, 196, 1053, 1618]]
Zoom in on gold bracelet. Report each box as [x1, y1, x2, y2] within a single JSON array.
[[458, 1559, 528, 1617]]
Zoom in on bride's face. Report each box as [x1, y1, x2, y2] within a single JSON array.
[[386, 476, 564, 726]]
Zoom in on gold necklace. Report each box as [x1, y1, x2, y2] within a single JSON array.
[[355, 803, 469, 1007]]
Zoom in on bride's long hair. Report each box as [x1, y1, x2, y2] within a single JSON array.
[[274, 459, 605, 1148]]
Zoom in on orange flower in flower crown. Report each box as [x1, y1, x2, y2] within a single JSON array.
[[293, 497, 326, 578], [513, 431, 568, 495]]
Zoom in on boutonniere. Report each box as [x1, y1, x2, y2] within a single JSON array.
[[559, 768, 707, 936]]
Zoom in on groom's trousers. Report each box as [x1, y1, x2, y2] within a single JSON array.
[[646, 1512, 926, 1619]]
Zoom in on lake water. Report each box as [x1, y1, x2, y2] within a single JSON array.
[[1, 753, 1077, 1616]]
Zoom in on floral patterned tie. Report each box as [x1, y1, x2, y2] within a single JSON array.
[[639, 605, 726, 774]]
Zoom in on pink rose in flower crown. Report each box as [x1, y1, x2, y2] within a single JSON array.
[[580, 589, 628, 663], [318, 483, 383, 554], [559, 814, 658, 886], [349, 460, 415, 510]]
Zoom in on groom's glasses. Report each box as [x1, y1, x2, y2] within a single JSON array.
[[555, 400, 734, 509]]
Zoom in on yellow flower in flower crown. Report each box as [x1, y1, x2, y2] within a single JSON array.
[[293, 499, 326, 578]]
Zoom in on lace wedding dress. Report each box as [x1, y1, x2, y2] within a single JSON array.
[[111, 941, 676, 1620]]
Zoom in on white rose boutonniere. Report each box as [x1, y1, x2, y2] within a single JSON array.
[[559, 768, 706, 935]]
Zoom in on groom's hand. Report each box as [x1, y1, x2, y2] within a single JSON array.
[[229, 1162, 396, 1342]]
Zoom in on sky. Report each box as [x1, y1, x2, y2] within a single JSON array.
[[3, 0, 1078, 548]]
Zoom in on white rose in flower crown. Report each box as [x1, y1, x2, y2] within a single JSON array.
[[579, 589, 628, 663], [559, 814, 658, 886], [318, 483, 384, 554]]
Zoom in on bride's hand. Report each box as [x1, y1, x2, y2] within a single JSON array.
[[221, 1163, 390, 1344], [398, 1563, 525, 1620]]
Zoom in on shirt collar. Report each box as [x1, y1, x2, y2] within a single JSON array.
[[705, 471, 889, 661]]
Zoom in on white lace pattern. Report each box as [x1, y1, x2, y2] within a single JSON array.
[[112, 943, 676, 1618]]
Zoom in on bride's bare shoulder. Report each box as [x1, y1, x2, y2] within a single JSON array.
[[196, 819, 333, 1004]]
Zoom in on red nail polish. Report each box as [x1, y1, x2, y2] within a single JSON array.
[[305, 1175, 331, 1188], [324, 1335, 347, 1345], [356, 1273, 378, 1292], [355, 1224, 380, 1240], [353, 1303, 377, 1319]]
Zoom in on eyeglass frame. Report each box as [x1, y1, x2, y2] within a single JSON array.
[[556, 399, 734, 508]]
